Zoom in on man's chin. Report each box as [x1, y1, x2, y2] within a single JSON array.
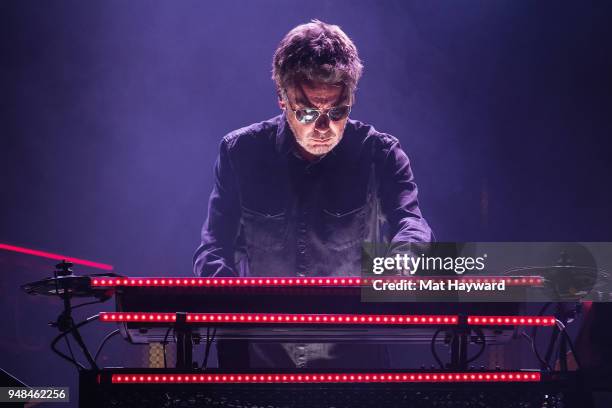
[[306, 141, 338, 155], [306, 146, 333, 156]]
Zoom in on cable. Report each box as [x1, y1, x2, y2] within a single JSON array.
[[52, 340, 86, 371], [94, 329, 120, 362], [430, 328, 445, 369], [64, 336, 81, 367], [466, 328, 486, 364], [520, 331, 551, 371], [162, 327, 173, 368], [555, 319, 582, 370], [50, 314, 99, 371], [531, 302, 553, 370], [71, 299, 106, 310], [202, 327, 217, 370], [202, 327, 211, 369]]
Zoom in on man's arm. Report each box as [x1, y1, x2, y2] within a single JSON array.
[[193, 138, 242, 277], [379, 141, 434, 243]]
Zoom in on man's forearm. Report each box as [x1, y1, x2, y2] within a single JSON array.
[[193, 138, 242, 277], [381, 141, 434, 243]]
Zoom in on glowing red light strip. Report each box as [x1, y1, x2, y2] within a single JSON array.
[[467, 315, 556, 326], [112, 371, 540, 384], [502, 276, 544, 286], [100, 312, 176, 322], [449, 276, 543, 286], [90, 276, 542, 288], [186, 313, 458, 325], [99, 312, 458, 325], [0, 243, 113, 271], [91, 277, 364, 287]]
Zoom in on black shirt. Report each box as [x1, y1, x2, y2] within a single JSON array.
[[194, 113, 433, 278]]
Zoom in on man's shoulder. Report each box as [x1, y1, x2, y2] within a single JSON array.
[[347, 119, 400, 154], [222, 115, 281, 150]]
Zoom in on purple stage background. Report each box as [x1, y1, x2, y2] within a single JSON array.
[[1, 1, 611, 406]]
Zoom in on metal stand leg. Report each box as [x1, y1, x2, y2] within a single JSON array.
[[450, 323, 469, 370], [175, 313, 193, 369], [54, 261, 99, 370]]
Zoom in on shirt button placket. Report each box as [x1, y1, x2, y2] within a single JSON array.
[[296, 208, 308, 276]]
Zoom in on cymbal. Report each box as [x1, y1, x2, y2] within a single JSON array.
[[504, 265, 610, 300], [503, 265, 605, 276], [21, 273, 121, 299]]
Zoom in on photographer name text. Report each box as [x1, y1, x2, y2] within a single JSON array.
[[372, 279, 505, 292]]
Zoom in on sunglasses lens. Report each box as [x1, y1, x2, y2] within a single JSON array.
[[294, 106, 351, 124], [296, 109, 319, 124], [328, 106, 351, 121]]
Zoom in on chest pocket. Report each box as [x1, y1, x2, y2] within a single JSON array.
[[241, 206, 289, 251], [321, 204, 367, 251], [319, 163, 377, 251]]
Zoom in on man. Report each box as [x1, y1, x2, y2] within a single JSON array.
[[194, 20, 433, 368]]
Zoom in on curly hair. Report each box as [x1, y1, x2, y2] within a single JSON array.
[[272, 20, 363, 99]]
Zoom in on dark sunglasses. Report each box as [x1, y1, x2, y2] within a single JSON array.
[[289, 105, 352, 124], [282, 90, 351, 124]]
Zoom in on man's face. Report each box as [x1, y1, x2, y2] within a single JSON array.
[[280, 81, 351, 161]]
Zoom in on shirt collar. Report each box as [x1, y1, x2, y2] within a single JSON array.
[[275, 111, 294, 155]]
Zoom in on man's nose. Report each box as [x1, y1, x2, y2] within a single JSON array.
[[314, 112, 330, 132]]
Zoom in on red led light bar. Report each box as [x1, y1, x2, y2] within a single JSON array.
[[100, 312, 555, 327], [112, 371, 540, 384], [100, 312, 176, 322], [452, 276, 543, 286], [99, 312, 458, 325], [90, 275, 543, 288], [91, 277, 365, 287], [467, 315, 556, 326], [0, 243, 114, 271], [186, 313, 458, 325]]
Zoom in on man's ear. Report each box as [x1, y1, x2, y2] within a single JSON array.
[[276, 88, 286, 110]]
